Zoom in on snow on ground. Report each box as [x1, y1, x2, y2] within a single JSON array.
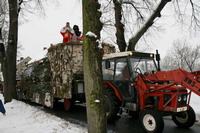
[[190, 93, 200, 124], [0, 93, 200, 133], [0, 94, 87, 133]]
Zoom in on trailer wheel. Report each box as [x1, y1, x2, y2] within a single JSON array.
[[104, 89, 120, 122], [64, 98, 72, 111], [172, 106, 196, 128], [140, 109, 164, 133]]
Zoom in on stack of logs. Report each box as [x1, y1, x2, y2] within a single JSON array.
[[47, 42, 115, 99]]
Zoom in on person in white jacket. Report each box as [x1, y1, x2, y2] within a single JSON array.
[[60, 22, 73, 43]]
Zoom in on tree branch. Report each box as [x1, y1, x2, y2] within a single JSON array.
[[122, 1, 144, 20], [127, 0, 171, 51]]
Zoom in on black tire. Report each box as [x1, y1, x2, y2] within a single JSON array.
[[129, 111, 139, 119], [104, 89, 120, 122], [172, 106, 196, 128], [140, 109, 164, 133]]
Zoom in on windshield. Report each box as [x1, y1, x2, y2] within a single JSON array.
[[102, 57, 157, 81], [130, 58, 157, 74]]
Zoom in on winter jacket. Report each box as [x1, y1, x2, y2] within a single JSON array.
[[60, 27, 73, 43]]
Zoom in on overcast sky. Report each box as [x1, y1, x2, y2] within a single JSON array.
[[18, 0, 200, 61], [18, 0, 82, 60]]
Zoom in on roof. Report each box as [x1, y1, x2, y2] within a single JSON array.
[[103, 51, 155, 60]]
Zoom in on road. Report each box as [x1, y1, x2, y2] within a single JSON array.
[[112, 116, 200, 133], [41, 104, 200, 133]]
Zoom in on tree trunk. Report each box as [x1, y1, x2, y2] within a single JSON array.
[[113, 0, 126, 52], [0, 28, 5, 61], [127, 0, 171, 51], [4, 0, 18, 103], [0, 28, 5, 92], [82, 0, 107, 133]]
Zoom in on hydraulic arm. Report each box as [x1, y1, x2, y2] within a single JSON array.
[[144, 68, 200, 96]]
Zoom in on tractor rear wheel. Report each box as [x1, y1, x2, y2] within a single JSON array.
[[172, 106, 196, 128], [140, 109, 164, 133], [129, 111, 139, 119], [104, 89, 120, 122]]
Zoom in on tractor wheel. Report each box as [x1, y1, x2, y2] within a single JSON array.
[[140, 109, 164, 133], [172, 106, 196, 128], [104, 89, 120, 122]]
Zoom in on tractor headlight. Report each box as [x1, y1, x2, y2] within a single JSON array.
[[182, 95, 187, 102], [178, 96, 182, 102], [177, 94, 188, 106]]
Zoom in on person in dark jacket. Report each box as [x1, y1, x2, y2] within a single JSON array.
[[0, 99, 6, 115], [71, 25, 83, 42]]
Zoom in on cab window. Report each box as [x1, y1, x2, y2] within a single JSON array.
[[102, 60, 114, 80], [114, 58, 130, 80]]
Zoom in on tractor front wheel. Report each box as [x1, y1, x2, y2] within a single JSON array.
[[140, 109, 164, 133], [172, 106, 196, 128]]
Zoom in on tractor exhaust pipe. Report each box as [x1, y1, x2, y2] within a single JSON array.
[[156, 50, 161, 71]]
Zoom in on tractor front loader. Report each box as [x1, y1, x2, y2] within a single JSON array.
[[136, 68, 200, 132]]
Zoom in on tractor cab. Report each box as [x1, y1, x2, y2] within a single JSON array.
[[102, 51, 158, 99], [102, 51, 158, 81], [102, 51, 159, 121]]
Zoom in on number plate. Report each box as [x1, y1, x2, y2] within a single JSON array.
[[177, 107, 187, 112]]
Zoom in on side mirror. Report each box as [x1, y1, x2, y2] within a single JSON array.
[[105, 60, 110, 69]]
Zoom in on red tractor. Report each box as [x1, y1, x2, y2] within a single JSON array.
[[102, 50, 199, 133]]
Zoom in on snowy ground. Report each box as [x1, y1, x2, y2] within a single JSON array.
[[0, 93, 199, 133], [190, 93, 200, 123], [0, 94, 87, 133]]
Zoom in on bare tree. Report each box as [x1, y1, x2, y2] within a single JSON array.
[[162, 40, 200, 72], [2, 0, 48, 102], [0, 0, 9, 44], [3, 0, 19, 103], [173, 0, 200, 29], [113, 0, 126, 51], [18, 0, 47, 20], [101, 0, 200, 52], [127, 0, 172, 51]]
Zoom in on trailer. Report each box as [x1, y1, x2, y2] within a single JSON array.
[[17, 42, 115, 110]]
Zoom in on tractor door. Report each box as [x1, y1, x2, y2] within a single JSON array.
[[102, 57, 137, 101], [113, 58, 132, 98]]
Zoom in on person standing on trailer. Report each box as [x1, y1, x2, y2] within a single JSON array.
[[60, 22, 73, 43], [71, 25, 83, 42]]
